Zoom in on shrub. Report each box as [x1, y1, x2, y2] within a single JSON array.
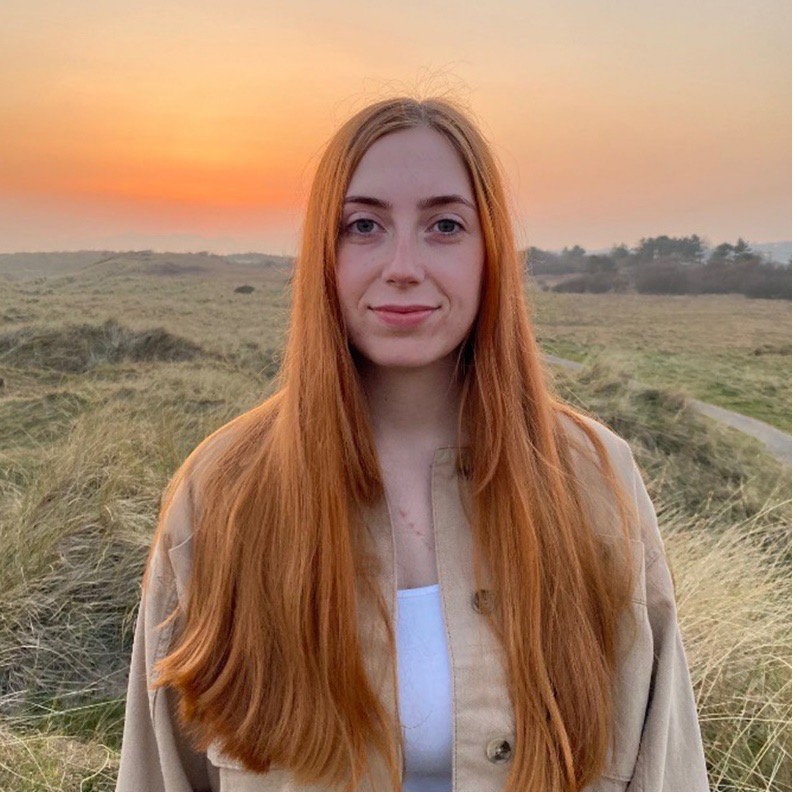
[[552, 272, 617, 294], [634, 262, 690, 294]]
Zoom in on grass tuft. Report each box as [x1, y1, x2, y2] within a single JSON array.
[[662, 506, 791, 791], [0, 318, 205, 373]]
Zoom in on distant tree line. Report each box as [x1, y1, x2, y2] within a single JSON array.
[[525, 235, 791, 300]]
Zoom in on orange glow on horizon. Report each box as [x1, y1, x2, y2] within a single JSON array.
[[0, 0, 790, 254]]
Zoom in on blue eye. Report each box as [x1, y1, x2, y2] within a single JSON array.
[[345, 219, 379, 236], [434, 219, 464, 235]]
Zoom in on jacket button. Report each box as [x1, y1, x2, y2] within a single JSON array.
[[485, 737, 513, 764], [471, 589, 496, 614]]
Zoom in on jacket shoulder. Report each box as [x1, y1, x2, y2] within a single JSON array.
[[152, 414, 254, 608], [556, 407, 635, 486], [556, 407, 667, 568], [158, 414, 252, 551]]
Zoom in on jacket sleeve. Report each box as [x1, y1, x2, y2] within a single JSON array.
[[626, 450, 710, 792], [116, 492, 215, 791]]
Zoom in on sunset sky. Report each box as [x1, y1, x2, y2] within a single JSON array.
[[1, 0, 791, 255]]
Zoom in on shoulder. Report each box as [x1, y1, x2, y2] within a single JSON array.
[[555, 406, 636, 491], [158, 412, 256, 550], [555, 406, 667, 569], [150, 412, 257, 604]]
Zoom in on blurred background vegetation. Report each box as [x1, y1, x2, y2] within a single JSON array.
[[528, 234, 791, 301]]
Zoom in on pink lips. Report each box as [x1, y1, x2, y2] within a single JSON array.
[[371, 304, 438, 329]]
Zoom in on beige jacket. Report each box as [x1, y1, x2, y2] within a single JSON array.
[[116, 416, 709, 791]]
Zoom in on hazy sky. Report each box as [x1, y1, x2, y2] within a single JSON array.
[[1, 0, 791, 254]]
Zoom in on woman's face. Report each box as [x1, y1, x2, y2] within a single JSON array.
[[336, 126, 484, 372]]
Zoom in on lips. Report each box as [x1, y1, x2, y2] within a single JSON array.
[[372, 304, 438, 312], [370, 305, 438, 329]]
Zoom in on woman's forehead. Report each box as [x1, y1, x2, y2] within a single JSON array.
[[346, 127, 474, 203]]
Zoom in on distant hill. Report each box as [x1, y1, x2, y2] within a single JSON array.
[[75, 250, 232, 278], [0, 250, 295, 281], [225, 252, 294, 267], [0, 251, 114, 280]]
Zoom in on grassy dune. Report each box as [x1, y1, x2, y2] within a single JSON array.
[[0, 254, 790, 790]]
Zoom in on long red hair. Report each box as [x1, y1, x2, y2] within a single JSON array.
[[149, 96, 634, 790]]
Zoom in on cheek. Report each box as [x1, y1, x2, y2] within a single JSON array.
[[335, 264, 368, 334], [335, 261, 357, 308], [464, 259, 485, 315], [336, 245, 370, 286]]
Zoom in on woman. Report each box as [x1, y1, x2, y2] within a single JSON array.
[[116, 97, 709, 791]]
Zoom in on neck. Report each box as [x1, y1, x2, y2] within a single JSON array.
[[357, 354, 465, 452]]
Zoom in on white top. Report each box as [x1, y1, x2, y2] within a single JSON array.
[[396, 583, 453, 792]]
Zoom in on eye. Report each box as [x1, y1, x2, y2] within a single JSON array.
[[344, 218, 381, 237], [433, 218, 465, 235]]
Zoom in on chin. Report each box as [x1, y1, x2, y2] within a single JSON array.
[[359, 347, 455, 372], [350, 338, 461, 372], [364, 354, 432, 370], [382, 360, 438, 371]]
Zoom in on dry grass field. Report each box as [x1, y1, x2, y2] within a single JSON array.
[[530, 288, 792, 432], [0, 252, 790, 790]]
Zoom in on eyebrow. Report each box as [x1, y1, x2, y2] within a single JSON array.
[[343, 194, 477, 212]]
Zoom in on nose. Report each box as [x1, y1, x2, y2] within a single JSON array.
[[381, 232, 425, 285]]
